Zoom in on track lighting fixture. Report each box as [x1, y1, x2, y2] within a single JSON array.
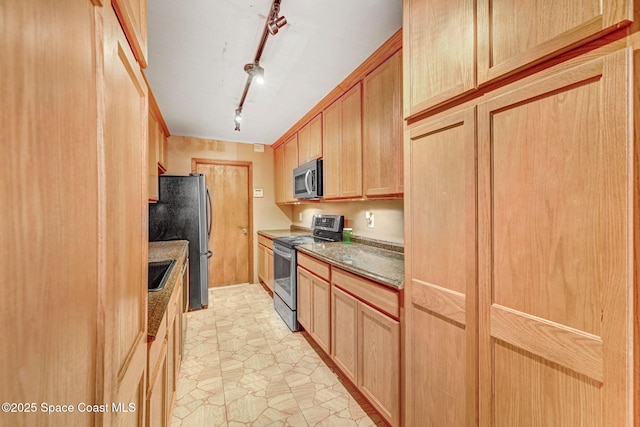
[[244, 62, 265, 84], [268, 15, 287, 35], [233, 0, 286, 132]]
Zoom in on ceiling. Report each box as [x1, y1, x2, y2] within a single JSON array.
[[146, 0, 402, 145]]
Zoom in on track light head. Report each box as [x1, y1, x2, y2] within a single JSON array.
[[244, 62, 264, 84], [268, 15, 287, 35]]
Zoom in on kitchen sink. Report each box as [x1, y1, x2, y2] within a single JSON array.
[[148, 259, 176, 292]]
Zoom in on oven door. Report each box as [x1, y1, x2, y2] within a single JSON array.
[[272, 242, 297, 310]]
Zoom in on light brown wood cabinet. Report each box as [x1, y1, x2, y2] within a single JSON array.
[[363, 50, 403, 197], [298, 113, 323, 164], [477, 0, 632, 84], [103, 5, 149, 425], [331, 268, 400, 427], [404, 42, 637, 425], [258, 235, 274, 292], [297, 253, 331, 353], [331, 286, 358, 383], [404, 0, 632, 117], [283, 134, 299, 203], [405, 106, 477, 426], [112, 0, 148, 68], [403, 0, 475, 117], [147, 262, 184, 426], [323, 83, 363, 199], [148, 89, 169, 201], [5, 2, 150, 425], [274, 144, 285, 204]]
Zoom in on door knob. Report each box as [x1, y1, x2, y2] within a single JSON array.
[[241, 228, 248, 234]]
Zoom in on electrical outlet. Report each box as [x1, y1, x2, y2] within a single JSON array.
[[367, 213, 374, 228], [298, 212, 303, 221]]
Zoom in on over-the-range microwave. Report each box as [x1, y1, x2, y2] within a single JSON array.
[[293, 159, 322, 200]]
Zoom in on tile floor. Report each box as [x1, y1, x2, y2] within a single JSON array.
[[171, 283, 387, 426]]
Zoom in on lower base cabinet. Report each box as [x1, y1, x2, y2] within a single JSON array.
[[297, 266, 331, 354], [258, 236, 274, 292], [331, 286, 358, 383], [357, 301, 400, 426], [147, 260, 185, 426]]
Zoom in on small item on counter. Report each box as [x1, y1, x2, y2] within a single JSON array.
[[343, 228, 353, 244]]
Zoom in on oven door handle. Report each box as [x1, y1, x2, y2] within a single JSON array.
[[273, 245, 293, 259]]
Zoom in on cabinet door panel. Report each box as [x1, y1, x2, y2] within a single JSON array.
[[363, 50, 403, 197], [267, 248, 274, 292], [477, 0, 632, 84], [340, 83, 363, 198], [478, 49, 631, 426], [331, 286, 358, 383], [274, 145, 285, 204], [406, 107, 477, 426], [104, 8, 148, 425], [298, 113, 323, 164], [311, 276, 331, 354], [112, 0, 148, 67], [297, 267, 312, 331], [284, 134, 298, 203], [358, 302, 400, 427], [403, 0, 475, 117], [323, 99, 341, 199]]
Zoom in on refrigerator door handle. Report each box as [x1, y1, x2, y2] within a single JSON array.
[[206, 186, 213, 238]]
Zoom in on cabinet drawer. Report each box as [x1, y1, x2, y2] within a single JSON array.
[[332, 268, 399, 319], [258, 235, 273, 249], [298, 252, 330, 281]]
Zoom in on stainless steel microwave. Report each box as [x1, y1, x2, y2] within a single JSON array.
[[293, 159, 323, 199]]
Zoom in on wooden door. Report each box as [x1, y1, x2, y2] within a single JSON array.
[[405, 106, 477, 427], [358, 302, 400, 427], [477, 0, 632, 84], [478, 49, 632, 426], [311, 275, 331, 354], [331, 286, 358, 383], [339, 83, 363, 198], [323, 99, 342, 199], [195, 160, 252, 287], [403, 0, 475, 117], [103, 6, 149, 426], [363, 50, 403, 197]]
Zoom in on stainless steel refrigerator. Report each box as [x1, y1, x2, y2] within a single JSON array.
[[149, 174, 212, 310]]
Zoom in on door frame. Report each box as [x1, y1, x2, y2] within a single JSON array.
[[191, 158, 254, 285]]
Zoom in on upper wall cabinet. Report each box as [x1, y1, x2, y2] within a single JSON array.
[[274, 144, 285, 204], [404, 0, 632, 118], [298, 113, 323, 165], [403, 0, 476, 118], [363, 50, 403, 197], [112, 0, 148, 68], [283, 134, 299, 203], [477, 0, 632, 84], [323, 83, 363, 200]]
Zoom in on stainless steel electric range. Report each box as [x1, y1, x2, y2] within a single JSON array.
[[272, 214, 344, 331]]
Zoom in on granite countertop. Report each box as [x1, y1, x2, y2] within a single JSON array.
[[148, 240, 189, 341], [258, 229, 311, 239], [297, 242, 404, 289]]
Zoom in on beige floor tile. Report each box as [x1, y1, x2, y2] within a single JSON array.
[[171, 283, 385, 427]]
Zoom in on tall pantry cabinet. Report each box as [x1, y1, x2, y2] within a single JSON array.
[[403, 0, 637, 426], [1, 1, 149, 426]]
